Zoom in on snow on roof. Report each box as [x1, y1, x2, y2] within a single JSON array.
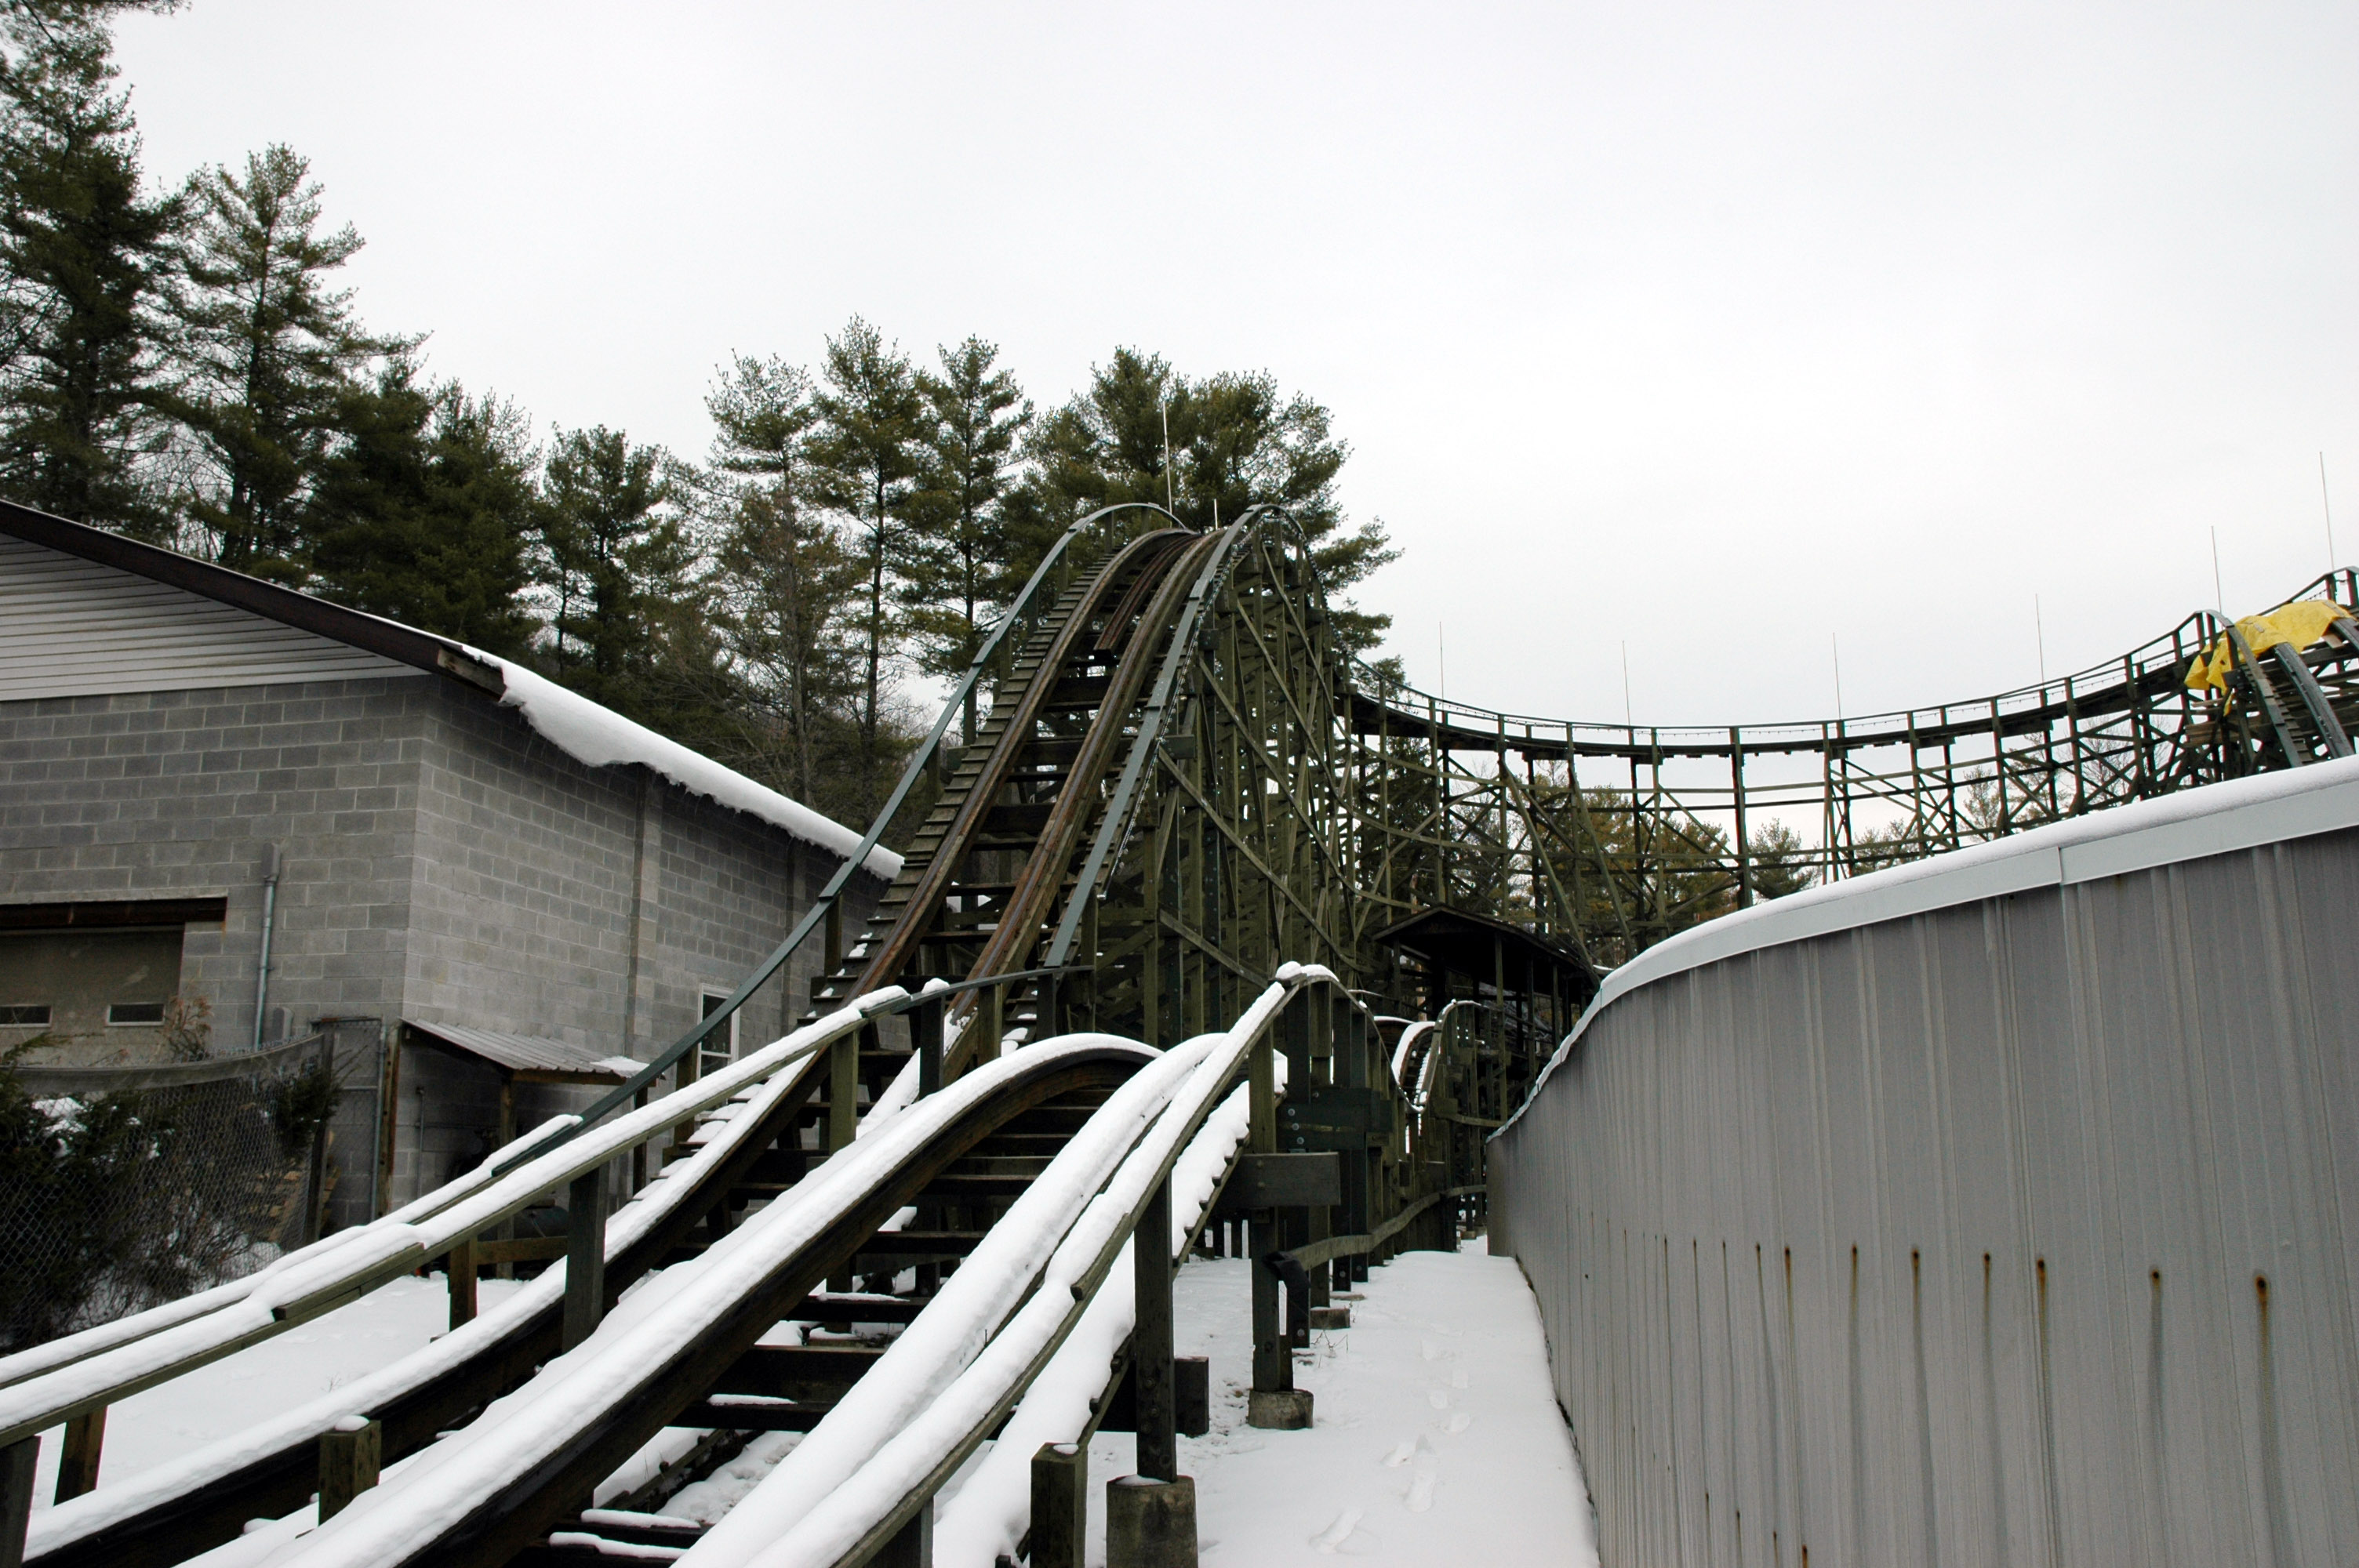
[[403, 1018, 644, 1080], [484, 658, 902, 880], [1501, 752, 2359, 1134]]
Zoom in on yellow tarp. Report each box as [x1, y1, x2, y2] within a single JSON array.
[[2186, 600, 2351, 692]]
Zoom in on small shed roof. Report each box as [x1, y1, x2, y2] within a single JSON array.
[[1371, 905, 1600, 1007], [402, 1020, 642, 1084]]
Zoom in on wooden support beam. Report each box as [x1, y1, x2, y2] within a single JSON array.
[[447, 1235, 478, 1330], [1030, 1443, 1088, 1568], [1132, 1179, 1178, 1483], [51, 1405, 104, 1503], [562, 1165, 608, 1350], [2, 1437, 35, 1568], [318, 1417, 381, 1522]]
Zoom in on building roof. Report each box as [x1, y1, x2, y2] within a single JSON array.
[[1372, 905, 1600, 1006], [402, 1019, 644, 1083], [0, 500, 900, 880]]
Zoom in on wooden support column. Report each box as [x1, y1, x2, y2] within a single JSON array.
[[914, 995, 944, 1098], [1247, 1010, 1286, 1396], [630, 1086, 649, 1192], [562, 1165, 608, 1349], [875, 1504, 932, 1567], [318, 1417, 381, 1522], [828, 1030, 859, 1152], [53, 1406, 103, 1502], [1133, 1178, 1178, 1482], [979, 982, 1005, 1064], [1, 1437, 31, 1568], [447, 1235, 478, 1330], [1030, 1443, 1088, 1568]]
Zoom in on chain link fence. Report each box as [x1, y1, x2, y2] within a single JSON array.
[[0, 1020, 385, 1354]]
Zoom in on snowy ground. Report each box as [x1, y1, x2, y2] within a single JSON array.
[[1078, 1239, 1599, 1567], [24, 1275, 525, 1509], [28, 1244, 1595, 1566]]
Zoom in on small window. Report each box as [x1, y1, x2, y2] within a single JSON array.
[[700, 990, 740, 1072], [107, 1002, 165, 1026], [0, 1004, 50, 1027]]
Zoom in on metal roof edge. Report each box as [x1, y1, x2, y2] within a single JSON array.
[[0, 500, 503, 693]]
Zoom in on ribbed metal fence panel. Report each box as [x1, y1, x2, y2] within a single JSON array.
[[1490, 826, 2359, 1567]]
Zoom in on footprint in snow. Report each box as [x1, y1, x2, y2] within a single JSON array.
[[1309, 1508, 1365, 1553], [1427, 1389, 1449, 1410], [1381, 1440, 1416, 1468], [1420, 1338, 1445, 1363], [1405, 1439, 1441, 1513], [1443, 1411, 1471, 1435]]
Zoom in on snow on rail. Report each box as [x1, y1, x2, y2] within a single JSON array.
[[262, 1036, 1159, 1568], [20, 994, 903, 1559], [710, 969, 1325, 1566]]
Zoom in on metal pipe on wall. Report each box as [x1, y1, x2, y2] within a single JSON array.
[[250, 843, 280, 1049]]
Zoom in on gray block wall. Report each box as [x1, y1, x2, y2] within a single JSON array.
[[0, 675, 433, 1051], [2, 670, 885, 1210]]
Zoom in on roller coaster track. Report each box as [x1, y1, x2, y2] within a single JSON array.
[[4, 499, 2354, 1565]]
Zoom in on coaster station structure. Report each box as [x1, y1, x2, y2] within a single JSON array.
[[8, 495, 2358, 1567]]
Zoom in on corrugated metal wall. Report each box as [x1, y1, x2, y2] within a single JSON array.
[[0, 535, 416, 700], [1491, 828, 2359, 1567]]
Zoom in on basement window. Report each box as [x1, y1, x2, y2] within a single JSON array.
[[107, 1002, 165, 1026], [0, 1004, 50, 1027]]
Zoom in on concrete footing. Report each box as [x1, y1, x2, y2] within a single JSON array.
[[1247, 1388, 1314, 1429], [1309, 1305, 1351, 1330], [1106, 1473, 1197, 1567]]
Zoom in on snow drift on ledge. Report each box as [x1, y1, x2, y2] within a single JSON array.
[[487, 659, 903, 880]]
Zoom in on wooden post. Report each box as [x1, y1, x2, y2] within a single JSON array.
[[1133, 1179, 1178, 1482], [828, 1031, 859, 1153], [2, 1437, 35, 1568], [1030, 1443, 1088, 1568], [373, 1030, 402, 1219], [630, 1086, 649, 1192], [304, 1033, 333, 1244], [979, 982, 1005, 1062], [914, 995, 943, 1098], [875, 1501, 932, 1567], [1246, 1003, 1300, 1422], [1175, 1356, 1210, 1437], [318, 1417, 381, 1521], [447, 1236, 478, 1330], [824, 899, 844, 978], [562, 1165, 608, 1349], [52, 1406, 104, 1503]]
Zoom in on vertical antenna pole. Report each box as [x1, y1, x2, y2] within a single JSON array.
[[2323, 452, 2336, 569]]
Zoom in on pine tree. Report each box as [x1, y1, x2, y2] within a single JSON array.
[[905, 336, 1030, 742], [170, 143, 405, 580], [809, 317, 922, 779], [1030, 349, 1397, 654], [700, 354, 855, 804], [305, 361, 537, 656], [710, 484, 866, 818], [540, 424, 694, 719], [0, 1, 184, 532]]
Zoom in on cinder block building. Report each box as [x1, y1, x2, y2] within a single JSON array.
[[0, 503, 898, 1219]]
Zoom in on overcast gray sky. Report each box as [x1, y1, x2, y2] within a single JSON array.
[[113, 2, 2357, 729]]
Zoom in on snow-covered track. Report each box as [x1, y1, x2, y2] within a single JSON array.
[[265, 1038, 1155, 1568], [16, 992, 913, 1568]]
